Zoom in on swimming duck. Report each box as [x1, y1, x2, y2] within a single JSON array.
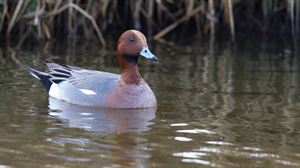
[[27, 30, 158, 108]]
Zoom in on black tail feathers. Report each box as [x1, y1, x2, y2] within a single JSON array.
[[26, 67, 52, 91]]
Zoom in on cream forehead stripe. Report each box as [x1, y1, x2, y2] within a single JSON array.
[[132, 30, 147, 46]]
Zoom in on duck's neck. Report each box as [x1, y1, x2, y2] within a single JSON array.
[[120, 61, 143, 85], [117, 50, 143, 85]]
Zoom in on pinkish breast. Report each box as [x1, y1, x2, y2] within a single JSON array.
[[104, 80, 157, 108]]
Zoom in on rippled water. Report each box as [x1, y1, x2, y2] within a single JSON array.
[[0, 40, 299, 167]]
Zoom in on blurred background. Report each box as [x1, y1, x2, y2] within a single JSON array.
[[0, 0, 299, 47]]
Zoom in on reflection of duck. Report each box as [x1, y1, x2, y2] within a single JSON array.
[[27, 30, 158, 108], [48, 97, 156, 133]]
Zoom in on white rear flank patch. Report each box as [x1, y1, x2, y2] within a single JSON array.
[[79, 89, 96, 95], [49, 83, 59, 97]]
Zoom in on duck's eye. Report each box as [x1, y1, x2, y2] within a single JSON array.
[[130, 37, 135, 42]]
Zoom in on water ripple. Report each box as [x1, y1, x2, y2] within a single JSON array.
[[0, 165, 12, 168], [46, 153, 91, 162], [174, 137, 193, 142], [173, 152, 206, 158], [275, 160, 299, 167], [182, 159, 220, 167], [170, 123, 189, 127], [176, 129, 216, 134], [206, 141, 233, 146]]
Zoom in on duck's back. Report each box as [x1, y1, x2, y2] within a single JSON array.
[[49, 69, 120, 107], [27, 63, 120, 107]]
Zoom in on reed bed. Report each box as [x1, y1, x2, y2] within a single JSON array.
[[0, 0, 299, 46]]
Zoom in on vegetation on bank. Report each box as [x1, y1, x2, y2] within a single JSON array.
[[0, 0, 299, 46]]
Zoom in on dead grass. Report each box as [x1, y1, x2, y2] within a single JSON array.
[[0, 0, 299, 46]]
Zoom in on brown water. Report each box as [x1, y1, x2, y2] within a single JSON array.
[[0, 40, 299, 168]]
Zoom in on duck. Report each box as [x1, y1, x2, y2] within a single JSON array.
[[27, 30, 158, 108]]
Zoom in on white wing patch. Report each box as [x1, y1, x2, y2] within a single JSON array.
[[79, 89, 96, 95]]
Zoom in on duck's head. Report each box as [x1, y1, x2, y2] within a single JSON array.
[[117, 30, 158, 69]]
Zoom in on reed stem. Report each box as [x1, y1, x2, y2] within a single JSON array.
[[0, 0, 298, 45]]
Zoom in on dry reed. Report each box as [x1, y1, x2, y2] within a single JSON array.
[[0, 0, 298, 46]]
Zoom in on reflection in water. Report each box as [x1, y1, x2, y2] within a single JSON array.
[[45, 133, 152, 167], [48, 97, 156, 133], [47, 97, 155, 167]]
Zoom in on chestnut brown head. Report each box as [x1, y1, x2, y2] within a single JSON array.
[[117, 30, 158, 66]]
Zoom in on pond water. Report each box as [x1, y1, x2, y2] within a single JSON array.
[[0, 39, 299, 168]]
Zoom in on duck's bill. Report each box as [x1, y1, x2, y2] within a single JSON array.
[[139, 47, 158, 61]]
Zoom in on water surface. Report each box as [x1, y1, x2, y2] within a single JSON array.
[[0, 40, 299, 167]]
